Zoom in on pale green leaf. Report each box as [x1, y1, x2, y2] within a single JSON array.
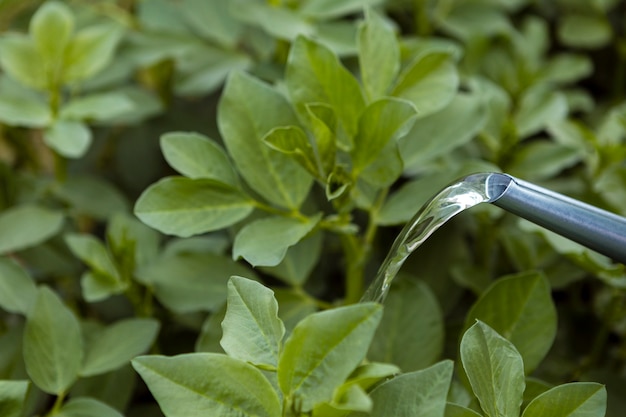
[[464, 271, 557, 373], [263, 125, 320, 178], [262, 231, 323, 286], [106, 213, 160, 269], [508, 141, 581, 181], [460, 321, 525, 417], [132, 353, 282, 417], [230, 0, 315, 41], [134, 176, 254, 237], [306, 103, 337, 175], [160, 132, 238, 185], [368, 280, 444, 372], [137, 252, 258, 313], [0, 257, 38, 314], [43, 119, 92, 159], [52, 175, 129, 220], [64, 233, 121, 284], [180, 0, 243, 48], [30, 1, 74, 67], [233, 214, 321, 267], [515, 88, 568, 139], [359, 141, 404, 188], [220, 277, 285, 368], [540, 54, 593, 84], [391, 52, 459, 118], [273, 288, 318, 333], [0, 205, 64, 255], [522, 382, 606, 417], [313, 384, 371, 416], [286, 36, 366, 140], [0, 76, 51, 127], [358, 8, 400, 99], [278, 303, 382, 412], [353, 360, 453, 417], [59, 92, 135, 122], [63, 23, 125, 83], [81, 318, 160, 377], [0, 34, 46, 89], [24, 286, 84, 395], [0, 380, 29, 417], [558, 14, 612, 49], [57, 397, 123, 417], [196, 304, 227, 353], [218, 71, 313, 209], [299, 0, 383, 19], [352, 98, 416, 173]]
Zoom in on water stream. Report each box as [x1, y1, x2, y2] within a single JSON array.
[[361, 173, 503, 303]]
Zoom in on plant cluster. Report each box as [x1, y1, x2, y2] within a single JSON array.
[[0, 1, 625, 417]]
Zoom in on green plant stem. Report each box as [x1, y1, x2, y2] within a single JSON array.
[[53, 151, 67, 183], [47, 391, 66, 416], [414, 0, 432, 36]]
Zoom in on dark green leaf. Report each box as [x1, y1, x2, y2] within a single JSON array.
[[445, 402, 483, 417], [262, 231, 323, 286], [52, 175, 129, 220], [558, 14, 612, 49], [0, 205, 64, 255], [0, 257, 38, 314], [0, 380, 29, 417], [57, 397, 123, 417]]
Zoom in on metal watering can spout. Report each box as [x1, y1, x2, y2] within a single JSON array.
[[484, 173, 626, 264]]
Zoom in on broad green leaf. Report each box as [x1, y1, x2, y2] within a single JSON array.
[[63, 23, 124, 83], [230, 0, 315, 41], [262, 231, 323, 286], [359, 141, 404, 188], [0, 257, 38, 314], [160, 132, 238, 185], [106, 213, 160, 270], [347, 362, 400, 391], [460, 321, 525, 417], [43, 119, 92, 159], [358, 8, 400, 99], [445, 403, 483, 417], [278, 303, 382, 412], [368, 280, 444, 372], [306, 103, 337, 174], [352, 360, 453, 417], [0, 205, 64, 255], [399, 92, 487, 171], [218, 71, 313, 209], [233, 214, 321, 267], [137, 252, 258, 313], [69, 365, 136, 412], [523, 377, 553, 407], [508, 141, 581, 181], [23, 286, 83, 395], [196, 304, 227, 353], [132, 353, 282, 417], [514, 88, 568, 139], [0, 34, 46, 89], [80, 271, 126, 303], [180, 0, 243, 48], [351, 98, 417, 174], [52, 175, 129, 220], [0, 380, 29, 417], [263, 125, 320, 178], [522, 382, 606, 417], [540, 54, 593, 85], [273, 288, 318, 333], [437, 3, 511, 40], [0, 76, 51, 127], [558, 14, 612, 49], [299, 0, 383, 19], [57, 397, 123, 417], [313, 384, 371, 416], [220, 277, 285, 369], [391, 52, 458, 118], [286, 36, 366, 140], [30, 1, 74, 67], [464, 271, 557, 373], [135, 176, 254, 237], [59, 92, 135, 122], [81, 318, 160, 377]]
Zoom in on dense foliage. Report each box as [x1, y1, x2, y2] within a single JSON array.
[[0, 0, 625, 416]]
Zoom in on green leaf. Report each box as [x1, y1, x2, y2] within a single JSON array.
[[81, 318, 160, 377], [278, 303, 382, 412], [313, 384, 371, 416], [43, 119, 92, 159], [522, 382, 606, 417], [299, 0, 383, 19], [0, 205, 64, 255], [218, 71, 313, 209], [358, 8, 400, 100], [0, 75, 51, 127], [137, 252, 258, 313], [180, 0, 243, 48], [132, 353, 282, 417], [263, 126, 320, 178], [460, 321, 525, 417], [352, 361, 453, 417], [399, 92, 487, 171], [515, 88, 568, 139], [540, 54, 593, 84], [0, 34, 46, 89], [0, 257, 38, 314], [30, 1, 74, 67], [220, 277, 285, 369], [464, 271, 557, 373], [106, 213, 160, 270], [368, 280, 443, 372], [286, 36, 366, 140], [262, 231, 323, 286], [0, 380, 29, 417], [508, 141, 581, 181], [230, 0, 315, 41], [160, 132, 238, 185], [306, 103, 337, 175], [233, 214, 321, 267], [23, 286, 84, 395], [59, 92, 135, 122], [445, 402, 483, 417], [352, 98, 417, 174], [359, 141, 404, 188], [391, 52, 459, 118], [57, 397, 124, 417], [558, 14, 612, 49], [52, 175, 129, 220], [135, 176, 254, 237], [63, 23, 124, 83], [273, 288, 317, 333]]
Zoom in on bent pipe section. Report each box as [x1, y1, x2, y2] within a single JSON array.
[[485, 173, 626, 264]]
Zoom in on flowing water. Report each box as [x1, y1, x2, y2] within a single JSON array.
[[361, 173, 504, 303]]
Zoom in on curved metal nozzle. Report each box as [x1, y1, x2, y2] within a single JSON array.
[[485, 173, 626, 264]]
